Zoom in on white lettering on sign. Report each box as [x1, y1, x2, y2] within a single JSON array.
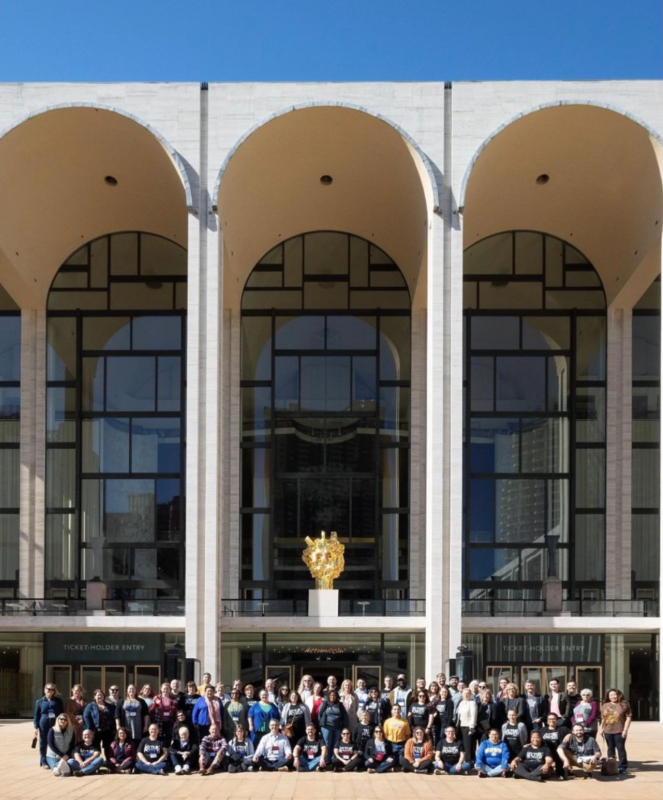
[[502, 645, 584, 652]]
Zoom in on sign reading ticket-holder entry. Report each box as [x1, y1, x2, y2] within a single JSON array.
[[485, 634, 603, 664], [45, 632, 164, 664]]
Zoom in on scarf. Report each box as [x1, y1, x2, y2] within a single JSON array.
[[204, 695, 221, 727]]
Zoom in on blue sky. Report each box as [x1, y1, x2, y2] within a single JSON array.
[[0, 0, 660, 82]]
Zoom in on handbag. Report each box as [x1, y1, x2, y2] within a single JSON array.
[[283, 723, 294, 738], [601, 758, 619, 776]]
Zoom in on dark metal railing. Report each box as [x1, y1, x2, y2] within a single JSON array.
[[220, 599, 308, 617], [0, 598, 87, 616], [339, 599, 426, 616], [103, 599, 185, 616], [563, 599, 659, 617], [462, 599, 545, 616]]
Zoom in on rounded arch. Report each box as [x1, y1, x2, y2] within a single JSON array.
[[460, 101, 663, 308], [215, 104, 434, 309], [0, 104, 190, 309]]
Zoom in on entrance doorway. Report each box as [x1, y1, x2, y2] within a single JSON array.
[[522, 666, 568, 694], [81, 665, 127, 699]]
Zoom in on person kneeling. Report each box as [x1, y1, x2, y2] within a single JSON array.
[[253, 719, 292, 771], [332, 728, 361, 771], [401, 727, 433, 774], [475, 729, 510, 777], [170, 725, 199, 775], [72, 729, 105, 777], [227, 725, 255, 773], [198, 723, 228, 775], [294, 723, 327, 772], [511, 731, 553, 781], [136, 724, 169, 775], [434, 725, 471, 775]]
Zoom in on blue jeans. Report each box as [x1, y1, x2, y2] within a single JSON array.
[[321, 727, 341, 753], [257, 756, 290, 771], [45, 756, 80, 775], [368, 757, 394, 773], [297, 755, 321, 771], [390, 743, 405, 760], [78, 756, 104, 775], [135, 761, 167, 775], [437, 760, 471, 774], [479, 763, 506, 776]]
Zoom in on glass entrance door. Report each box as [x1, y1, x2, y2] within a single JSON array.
[[576, 666, 602, 700], [45, 666, 72, 699], [485, 666, 512, 695], [80, 665, 126, 700], [135, 665, 161, 694], [521, 666, 567, 694], [352, 664, 381, 688], [265, 665, 294, 692]]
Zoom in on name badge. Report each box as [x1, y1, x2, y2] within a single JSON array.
[[127, 711, 136, 717], [232, 713, 239, 722], [48, 712, 55, 719], [163, 711, 171, 718]]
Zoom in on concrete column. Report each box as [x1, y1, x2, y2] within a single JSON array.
[[605, 307, 632, 600], [221, 308, 241, 600], [409, 309, 427, 598], [18, 309, 46, 598]]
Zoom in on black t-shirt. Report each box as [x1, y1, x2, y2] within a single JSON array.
[[138, 737, 165, 762], [74, 743, 98, 761], [337, 743, 355, 759], [437, 739, 464, 765], [409, 703, 431, 727], [184, 694, 200, 715], [353, 723, 372, 751], [297, 736, 323, 760], [541, 726, 569, 751], [502, 723, 523, 754], [518, 745, 551, 770], [286, 705, 306, 721], [365, 699, 382, 725], [411, 742, 425, 759], [231, 741, 250, 756]]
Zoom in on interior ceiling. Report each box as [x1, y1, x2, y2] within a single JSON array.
[[0, 107, 187, 308], [462, 105, 663, 307], [216, 106, 431, 308]]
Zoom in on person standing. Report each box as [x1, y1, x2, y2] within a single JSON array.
[[500, 683, 525, 725], [510, 730, 553, 781], [106, 685, 121, 709], [197, 673, 212, 695], [339, 679, 359, 732], [408, 689, 434, 739], [381, 675, 394, 701], [501, 707, 528, 761], [354, 679, 369, 714], [151, 681, 178, 743], [115, 684, 149, 749], [34, 683, 65, 767], [352, 709, 373, 762], [364, 686, 389, 727], [297, 675, 314, 702], [477, 688, 500, 740], [598, 688, 632, 774], [183, 681, 200, 722], [247, 689, 280, 746], [225, 688, 247, 736], [64, 684, 86, 744], [318, 689, 349, 754], [82, 689, 115, 759], [432, 686, 455, 746], [522, 680, 547, 731], [280, 690, 310, 748], [570, 689, 598, 735], [545, 678, 568, 721], [455, 687, 478, 762], [192, 685, 224, 740], [565, 680, 581, 725], [323, 675, 338, 699], [390, 674, 412, 713]]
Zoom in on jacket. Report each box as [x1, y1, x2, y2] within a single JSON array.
[[403, 738, 434, 764], [544, 691, 570, 718], [364, 738, 394, 762], [477, 701, 500, 732], [46, 726, 75, 759], [109, 740, 137, 764], [246, 700, 280, 741], [456, 699, 478, 728], [191, 695, 224, 727], [83, 701, 115, 731], [168, 737, 199, 761], [318, 700, 349, 730], [475, 739, 510, 771], [522, 693, 548, 729], [34, 695, 64, 728], [500, 695, 526, 724], [388, 687, 413, 712]]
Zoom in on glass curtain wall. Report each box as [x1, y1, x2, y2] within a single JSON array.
[[632, 277, 660, 599], [240, 232, 411, 600], [46, 233, 187, 599], [0, 285, 20, 594], [463, 231, 606, 603]]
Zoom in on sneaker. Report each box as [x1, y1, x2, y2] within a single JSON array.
[[157, 770, 167, 776], [478, 770, 487, 778], [434, 769, 443, 775], [247, 766, 254, 772], [174, 765, 182, 775], [52, 767, 62, 777], [74, 771, 84, 777], [367, 768, 376, 774], [278, 765, 289, 772], [182, 765, 190, 774]]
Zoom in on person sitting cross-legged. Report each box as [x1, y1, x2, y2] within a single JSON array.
[[364, 725, 395, 773], [199, 723, 228, 775], [252, 718, 293, 772], [475, 729, 510, 778], [293, 723, 327, 772], [135, 724, 169, 776], [557, 723, 601, 779], [169, 725, 199, 775], [73, 729, 105, 777], [332, 728, 362, 771], [510, 730, 554, 781], [226, 725, 255, 773], [433, 725, 472, 775], [401, 726, 434, 773]]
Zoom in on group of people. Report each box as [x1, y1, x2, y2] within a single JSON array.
[[33, 670, 632, 779]]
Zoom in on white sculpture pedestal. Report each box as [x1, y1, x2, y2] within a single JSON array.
[[86, 580, 107, 612], [309, 589, 338, 617]]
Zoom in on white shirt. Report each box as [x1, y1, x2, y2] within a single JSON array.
[[255, 733, 292, 761]]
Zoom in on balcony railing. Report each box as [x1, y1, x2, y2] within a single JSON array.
[[462, 598, 659, 617], [103, 599, 185, 616], [340, 599, 426, 616], [221, 599, 308, 617], [463, 599, 546, 616]]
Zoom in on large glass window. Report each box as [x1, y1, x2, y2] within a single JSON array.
[[632, 278, 660, 595], [0, 285, 20, 591], [464, 232, 606, 601], [241, 232, 410, 600], [46, 233, 186, 599]]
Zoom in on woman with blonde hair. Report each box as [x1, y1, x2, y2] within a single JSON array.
[[34, 682, 64, 767], [499, 682, 525, 725], [297, 674, 314, 702], [64, 684, 86, 742], [138, 684, 154, 709], [45, 712, 77, 775], [456, 687, 478, 761], [339, 679, 359, 732]]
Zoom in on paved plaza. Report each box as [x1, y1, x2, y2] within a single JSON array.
[[2, 722, 661, 800]]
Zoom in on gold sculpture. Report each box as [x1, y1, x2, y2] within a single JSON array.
[[302, 531, 345, 590]]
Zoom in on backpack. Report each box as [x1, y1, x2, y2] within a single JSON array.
[[600, 758, 619, 776]]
